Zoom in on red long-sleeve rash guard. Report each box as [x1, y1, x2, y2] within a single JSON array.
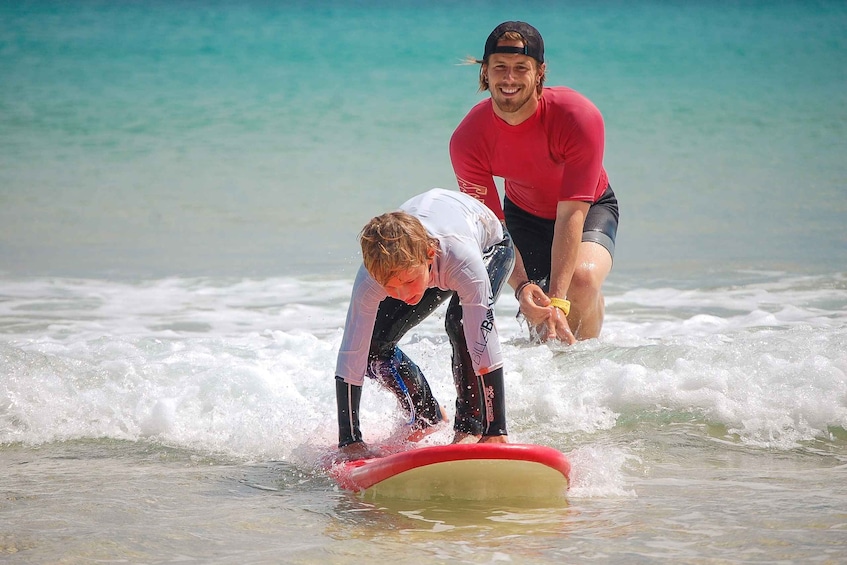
[[450, 87, 609, 221]]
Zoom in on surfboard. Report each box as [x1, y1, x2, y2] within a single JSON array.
[[330, 443, 570, 501]]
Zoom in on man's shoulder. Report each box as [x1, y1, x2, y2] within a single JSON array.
[[456, 98, 492, 127], [542, 86, 602, 115], [451, 98, 493, 148], [542, 85, 590, 99]]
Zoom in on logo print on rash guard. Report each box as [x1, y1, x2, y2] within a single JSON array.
[[471, 295, 497, 366], [456, 176, 488, 201]]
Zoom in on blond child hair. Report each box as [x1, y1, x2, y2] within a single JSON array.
[[359, 211, 438, 286]]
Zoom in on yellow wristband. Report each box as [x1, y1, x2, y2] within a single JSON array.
[[549, 297, 571, 317]]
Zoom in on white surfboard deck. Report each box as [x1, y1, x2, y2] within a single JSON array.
[[331, 443, 570, 501]]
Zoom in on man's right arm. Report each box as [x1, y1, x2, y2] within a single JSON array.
[[449, 124, 504, 219]]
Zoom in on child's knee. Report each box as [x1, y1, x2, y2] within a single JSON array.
[[444, 307, 464, 342]]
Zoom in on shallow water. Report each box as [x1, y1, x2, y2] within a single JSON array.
[[2, 0, 847, 562], [1, 271, 846, 562], [2, 432, 846, 563]]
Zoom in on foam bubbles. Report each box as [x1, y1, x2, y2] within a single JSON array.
[[1, 272, 845, 466]]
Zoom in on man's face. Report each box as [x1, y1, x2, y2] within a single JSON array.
[[484, 39, 544, 118]]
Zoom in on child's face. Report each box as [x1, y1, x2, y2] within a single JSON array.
[[382, 261, 432, 305]]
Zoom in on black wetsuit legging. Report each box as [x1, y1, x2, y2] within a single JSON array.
[[366, 233, 515, 436]]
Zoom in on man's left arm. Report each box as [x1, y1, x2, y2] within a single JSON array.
[[548, 200, 590, 343], [544, 94, 606, 342]]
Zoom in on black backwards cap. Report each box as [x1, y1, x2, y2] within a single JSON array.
[[483, 21, 544, 63]]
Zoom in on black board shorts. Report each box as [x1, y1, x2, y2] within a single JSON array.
[[503, 184, 619, 284]]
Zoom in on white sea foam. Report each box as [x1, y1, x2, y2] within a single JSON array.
[[2, 273, 845, 478]]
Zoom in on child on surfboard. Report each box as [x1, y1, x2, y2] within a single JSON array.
[[334, 188, 515, 461]]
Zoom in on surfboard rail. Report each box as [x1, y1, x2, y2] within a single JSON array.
[[331, 443, 570, 496]]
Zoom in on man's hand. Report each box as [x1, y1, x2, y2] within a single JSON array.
[[517, 283, 576, 344], [550, 304, 576, 344], [517, 283, 552, 324]]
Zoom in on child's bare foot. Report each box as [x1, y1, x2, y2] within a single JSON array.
[[478, 434, 508, 444], [406, 405, 449, 443], [450, 431, 481, 444], [332, 441, 381, 464]]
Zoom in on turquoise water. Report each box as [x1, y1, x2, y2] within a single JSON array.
[[2, 0, 844, 278], [1, 1, 846, 563]]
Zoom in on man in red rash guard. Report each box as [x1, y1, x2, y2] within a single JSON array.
[[450, 21, 619, 344]]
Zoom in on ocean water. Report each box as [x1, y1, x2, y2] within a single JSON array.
[[1, 1, 846, 563]]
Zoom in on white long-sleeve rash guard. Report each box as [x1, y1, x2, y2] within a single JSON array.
[[335, 188, 507, 386]]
